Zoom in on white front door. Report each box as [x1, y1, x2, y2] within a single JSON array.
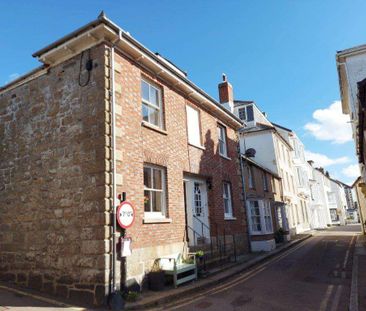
[[184, 177, 210, 246]]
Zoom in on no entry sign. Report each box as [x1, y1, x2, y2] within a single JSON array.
[[116, 201, 135, 229]]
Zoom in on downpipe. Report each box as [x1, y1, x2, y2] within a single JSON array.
[[109, 30, 124, 310]]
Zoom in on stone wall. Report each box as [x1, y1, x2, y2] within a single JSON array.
[[0, 44, 110, 305]]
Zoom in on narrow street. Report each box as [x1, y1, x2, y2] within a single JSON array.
[[169, 225, 360, 311]]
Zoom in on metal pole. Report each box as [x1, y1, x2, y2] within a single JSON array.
[[238, 139, 252, 253]]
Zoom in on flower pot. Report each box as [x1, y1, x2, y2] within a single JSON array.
[[148, 271, 165, 291]]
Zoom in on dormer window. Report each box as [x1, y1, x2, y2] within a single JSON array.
[[237, 105, 254, 121]]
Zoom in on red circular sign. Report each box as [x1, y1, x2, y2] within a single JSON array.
[[116, 201, 135, 229]]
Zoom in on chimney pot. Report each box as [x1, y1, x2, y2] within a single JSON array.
[[222, 73, 227, 82]]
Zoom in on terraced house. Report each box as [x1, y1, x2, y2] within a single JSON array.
[[0, 13, 250, 305]]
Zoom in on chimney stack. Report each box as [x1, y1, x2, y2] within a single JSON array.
[[218, 74, 234, 113]]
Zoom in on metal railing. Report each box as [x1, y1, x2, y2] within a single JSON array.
[[187, 216, 238, 267]]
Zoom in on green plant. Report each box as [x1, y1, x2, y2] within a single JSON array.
[[195, 250, 204, 258], [123, 291, 139, 302]]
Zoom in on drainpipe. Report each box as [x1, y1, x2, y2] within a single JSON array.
[[110, 30, 122, 296], [238, 133, 252, 252]]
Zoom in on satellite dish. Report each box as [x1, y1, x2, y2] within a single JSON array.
[[245, 148, 256, 157]]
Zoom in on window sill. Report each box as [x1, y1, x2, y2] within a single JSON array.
[[250, 231, 274, 236], [141, 121, 167, 135], [143, 218, 172, 224], [188, 143, 205, 151], [220, 154, 231, 161], [224, 217, 237, 221]]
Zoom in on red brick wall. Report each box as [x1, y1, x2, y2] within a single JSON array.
[[112, 50, 249, 251]]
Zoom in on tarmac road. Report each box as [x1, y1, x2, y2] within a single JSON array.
[[169, 225, 361, 311]]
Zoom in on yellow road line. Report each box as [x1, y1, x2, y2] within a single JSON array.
[[167, 237, 312, 310], [0, 285, 87, 311]]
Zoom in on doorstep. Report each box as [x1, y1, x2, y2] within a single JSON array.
[[125, 234, 312, 310]]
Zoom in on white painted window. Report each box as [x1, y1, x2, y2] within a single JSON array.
[[144, 165, 166, 218], [217, 125, 228, 157], [141, 79, 163, 128], [247, 200, 273, 235], [223, 182, 233, 218], [263, 201, 273, 232], [327, 192, 336, 204], [186, 105, 201, 147], [262, 171, 268, 191], [194, 182, 203, 216], [248, 166, 255, 189], [249, 200, 261, 233], [238, 107, 246, 121], [272, 177, 276, 193]]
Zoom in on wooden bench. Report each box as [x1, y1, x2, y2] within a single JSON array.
[[159, 253, 197, 288]]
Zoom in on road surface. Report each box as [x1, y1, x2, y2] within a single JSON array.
[[169, 225, 360, 311]]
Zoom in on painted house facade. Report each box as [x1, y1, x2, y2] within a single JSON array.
[[273, 124, 311, 233], [0, 14, 250, 305], [232, 98, 303, 236]]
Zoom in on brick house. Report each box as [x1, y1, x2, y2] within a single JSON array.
[[241, 155, 288, 251], [0, 13, 249, 305]]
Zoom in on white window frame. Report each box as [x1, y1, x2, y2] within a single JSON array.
[[248, 166, 255, 189], [143, 164, 166, 218], [263, 201, 273, 232], [141, 79, 164, 128], [238, 107, 246, 121], [186, 105, 202, 147], [263, 171, 268, 192], [217, 124, 228, 157], [247, 200, 274, 235], [223, 182, 233, 219]]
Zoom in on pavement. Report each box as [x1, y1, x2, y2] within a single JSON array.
[[0, 224, 363, 311]]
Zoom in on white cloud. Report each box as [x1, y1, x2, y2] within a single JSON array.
[[304, 101, 352, 144], [342, 164, 360, 179], [5, 73, 20, 84], [305, 150, 350, 167]]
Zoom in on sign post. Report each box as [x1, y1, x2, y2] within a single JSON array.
[[116, 201, 135, 229]]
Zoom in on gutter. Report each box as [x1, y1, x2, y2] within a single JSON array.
[[31, 12, 242, 128]]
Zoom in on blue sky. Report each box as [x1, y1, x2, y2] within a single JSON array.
[[1, 1, 364, 184]]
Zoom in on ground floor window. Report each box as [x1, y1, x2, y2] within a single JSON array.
[[223, 182, 233, 218], [330, 208, 339, 221], [144, 164, 166, 218], [247, 200, 274, 235]]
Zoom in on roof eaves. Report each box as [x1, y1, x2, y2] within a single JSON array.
[[31, 13, 242, 127]]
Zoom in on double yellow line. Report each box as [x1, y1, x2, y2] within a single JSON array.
[[166, 238, 312, 310]]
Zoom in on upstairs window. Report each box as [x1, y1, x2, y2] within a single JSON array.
[[237, 105, 254, 121], [263, 172, 268, 191], [238, 107, 246, 121], [246, 105, 254, 121], [186, 105, 202, 147], [141, 79, 163, 128], [248, 165, 255, 189], [217, 124, 228, 157]]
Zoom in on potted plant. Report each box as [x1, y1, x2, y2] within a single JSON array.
[[148, 260, 165, 291]]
